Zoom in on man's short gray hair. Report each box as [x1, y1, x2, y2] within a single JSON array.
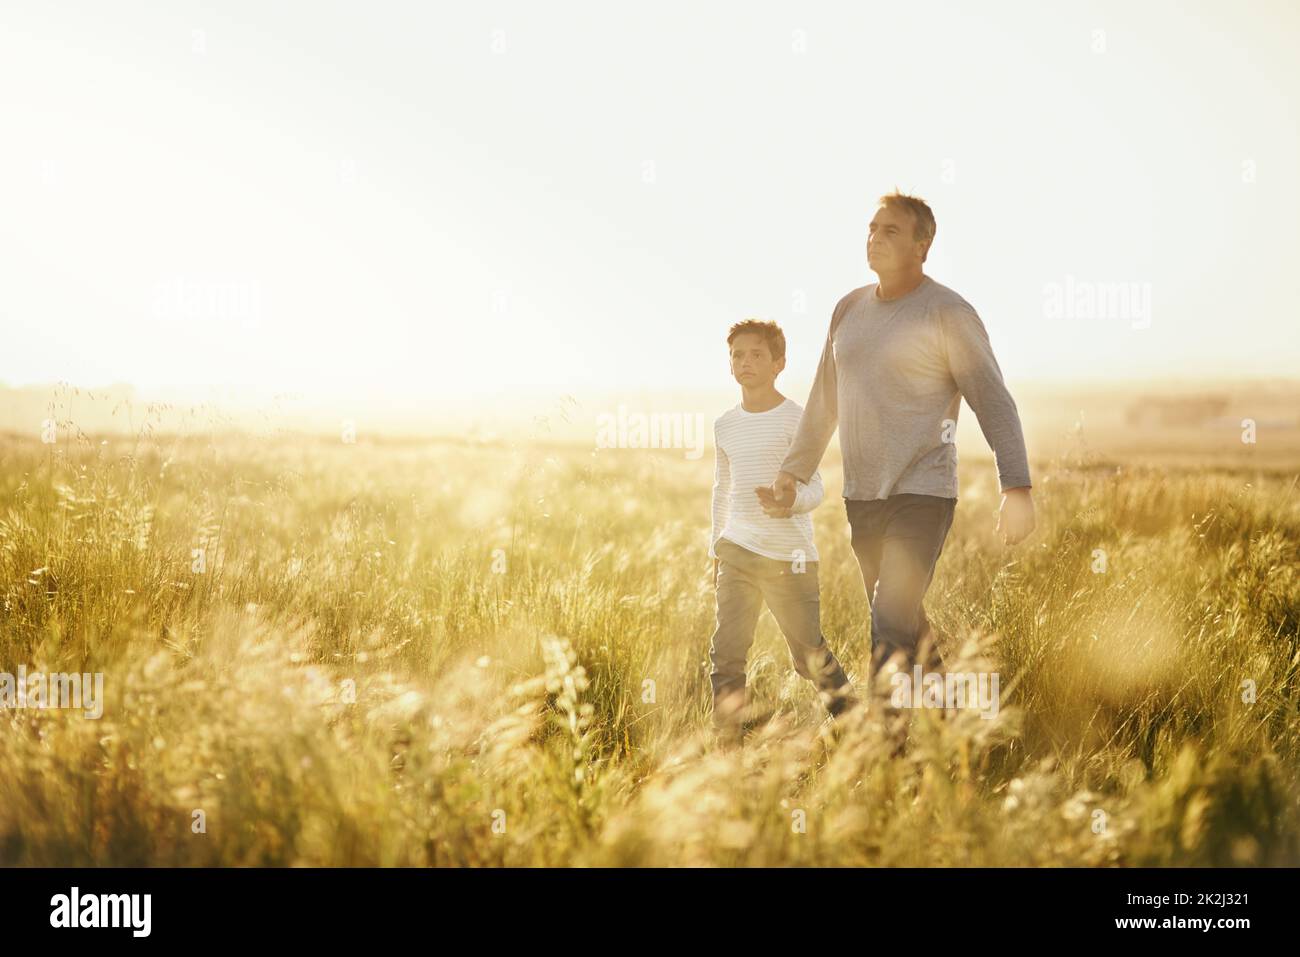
[[879, 191, 937, 261]]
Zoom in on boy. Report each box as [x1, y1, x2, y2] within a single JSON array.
[[708, 319, 855, 736]]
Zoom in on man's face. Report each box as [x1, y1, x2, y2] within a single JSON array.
[[729, 332, 784, 388], [867, 203, 926, 272]]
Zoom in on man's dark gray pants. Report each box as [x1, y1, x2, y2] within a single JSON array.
[[845, 493, 957, 680]]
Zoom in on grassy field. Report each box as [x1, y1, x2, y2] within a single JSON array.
[[1, 424, 1298, 866]]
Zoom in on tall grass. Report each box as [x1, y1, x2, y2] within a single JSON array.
[[1, 427, 1297, 866]]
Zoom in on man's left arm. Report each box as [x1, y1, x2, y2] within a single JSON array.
[[938, 303, 1033, 493], [939, 303, 1036, 545]]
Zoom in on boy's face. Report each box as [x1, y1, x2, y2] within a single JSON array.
[[728, 332, 784, 388]]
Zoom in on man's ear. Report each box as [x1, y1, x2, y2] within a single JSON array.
[[775, 355, 787, 375]]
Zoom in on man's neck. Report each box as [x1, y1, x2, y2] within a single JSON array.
[[740, 386, 784, 413], [874, 269, 926, 302]]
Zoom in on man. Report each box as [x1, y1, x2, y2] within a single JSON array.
[[760, 191, 1035, 686]]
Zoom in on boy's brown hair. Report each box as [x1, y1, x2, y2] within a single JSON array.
[[726, 319, 786, 361]]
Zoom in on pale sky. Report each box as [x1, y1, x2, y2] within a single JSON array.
[[2, 0, 1297, 403]]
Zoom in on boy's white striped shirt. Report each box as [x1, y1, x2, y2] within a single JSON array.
[[710, 397, 824, 563]]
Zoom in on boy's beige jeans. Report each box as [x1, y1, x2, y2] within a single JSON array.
[[709, 538, 852, 726]]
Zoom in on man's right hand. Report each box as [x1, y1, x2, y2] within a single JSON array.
[[771, 471, 798, 509]]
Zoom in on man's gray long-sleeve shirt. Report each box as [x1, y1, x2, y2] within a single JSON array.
[[780, 275, 1032, 501]]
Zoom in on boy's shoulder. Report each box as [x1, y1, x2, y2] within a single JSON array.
[[715, 399, 804, 429], [713, 404, 743, 429]]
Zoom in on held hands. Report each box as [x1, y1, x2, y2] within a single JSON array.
[[755, 471, 800, 518], [996, 487, 1036, 546]]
